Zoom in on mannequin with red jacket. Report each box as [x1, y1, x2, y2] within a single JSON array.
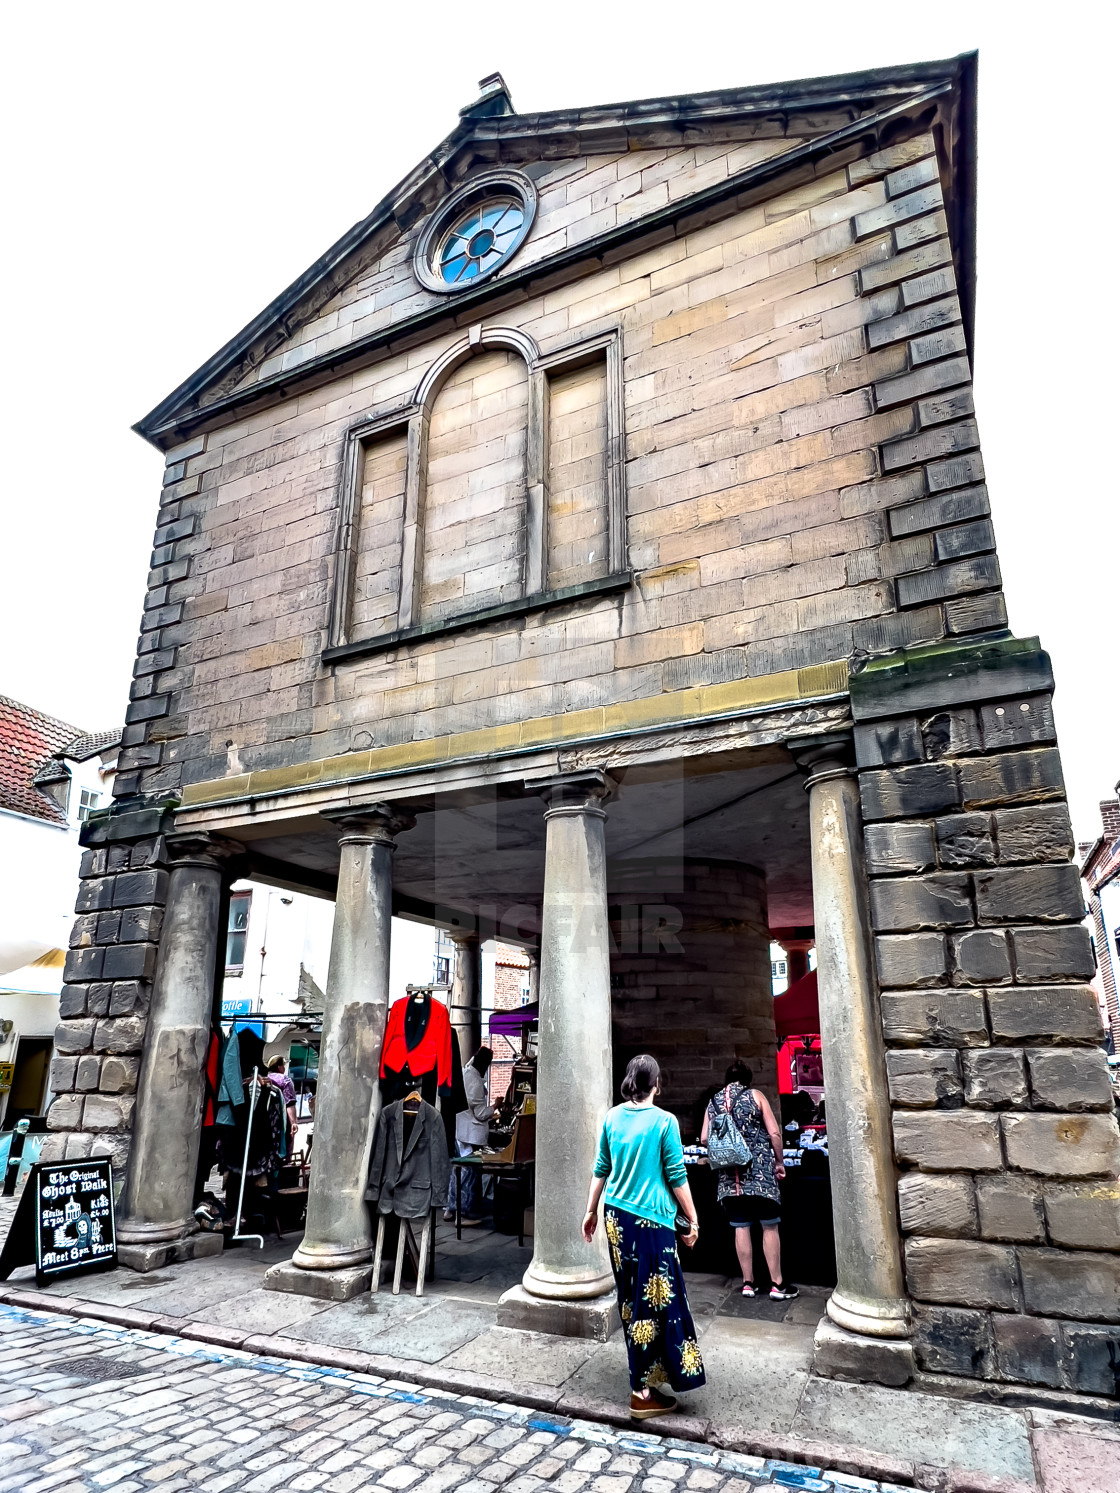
[[379, 986, 465, 1118]]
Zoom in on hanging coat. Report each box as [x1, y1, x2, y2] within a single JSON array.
[[365, 1100, 450, 1219]]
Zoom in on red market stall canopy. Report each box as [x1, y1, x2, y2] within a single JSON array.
[[773, 970, 819, 1039], [488, 1003, 539, 1037]]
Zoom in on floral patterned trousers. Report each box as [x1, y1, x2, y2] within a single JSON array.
[[605, 1205, 706, 1394]]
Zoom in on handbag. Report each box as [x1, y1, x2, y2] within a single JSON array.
[[706, 1086, 754, 1175]]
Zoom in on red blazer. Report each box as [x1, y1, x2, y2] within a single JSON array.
[[379, 997, 452, 1089]]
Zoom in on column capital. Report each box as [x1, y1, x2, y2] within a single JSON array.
[[164, 831, 246, 874], [445, 927, 480, 948], [528, 770, 617, 818], [322, 802, 416, 847], [788, 733, 856, 791]]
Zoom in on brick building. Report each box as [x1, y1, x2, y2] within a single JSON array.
[[48, 55, 1120, 1397]]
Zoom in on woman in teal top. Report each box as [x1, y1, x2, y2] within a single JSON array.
[[582, 1054, 705, 1419]]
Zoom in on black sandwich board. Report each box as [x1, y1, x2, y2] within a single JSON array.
[[0, 1158, 117, 1286]]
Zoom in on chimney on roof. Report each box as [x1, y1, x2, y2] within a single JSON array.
[[1101, 798, 1120, 841], [460, 72, 515, 120]]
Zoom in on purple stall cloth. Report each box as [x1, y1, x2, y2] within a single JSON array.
[[487, 1003, 538, 1037]]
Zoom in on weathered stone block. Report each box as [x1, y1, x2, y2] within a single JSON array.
[[992, 1313, 1063, 1388], [854, 718, 922, 768], [94, 910, 121, 945], [881, 989, 989, 1046], [1061, 1324, 1120, 1396], [58, 985, 88, 1019], [108, 981, 150, 1017], [119, 906, 164, 944], [83, 1094, 135, 1132], [886, 1049, 963, 1108], [111, 869, 168, 908], [860, 762, 959, 821], [958, 748, 1065, 809], [49, 1056, 77, 1093], [1002, 1112, 1120, 1177], [876, 933, 947, 988], [919, 709, 980, 760], [92, 1017, 146, 1055], [130, 837, 166, 870], [944, 593, 1007, 635], [979, 697, 1056, 752], [53, 1018, 96, 1055], [46, 1095, 83, 1131], [974, 864, 1084, 925], [953, 929, 1011, 985], [1026, 1047, 1114, 1111], [864, 821, 936, 873], [74, 877, 115, 913], [1020, 1248, 1120, 1322], [1043, 1182, 1120, 1251], [912, 1304, 993, 1378], [994, 804, 1074, 865], [898, 1172, 977, 1237], [64, 947, 104, 982], [1010, 926, 1095, 984], [99, 1055, 141, 1095], [987, 985, 1102, 1044], [976, 1176, 1045, 1243], [101, 942, 159, 981], [63, 1132, 93, 1160], [905, 1237, 1019, 1309], [68, 912, 99, 947], [86, 983, 112, 1018], [962, 1047, 1027, 1109], [870, 873, 973, 932], [935, 813, 996, 868], [74, 1055, 101, 1093], [79, 849, 108, 878], [893, 1110, 1002, 1171]]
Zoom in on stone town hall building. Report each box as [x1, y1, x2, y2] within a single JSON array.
[[48, 55, 1120, 1397]]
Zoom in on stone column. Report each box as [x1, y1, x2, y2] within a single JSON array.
[[271, 805, 413, 1300], [500, 772, 617, 1340], [448, 930, 482, 1064], [116, 833, 239, 1270], [795, 738, 911, 1366]]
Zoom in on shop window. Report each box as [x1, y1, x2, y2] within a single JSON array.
[[78, 788, 99, 822], [226, 892, 251, 975]]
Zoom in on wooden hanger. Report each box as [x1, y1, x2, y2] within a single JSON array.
[[403, 1087, 423, 1114]]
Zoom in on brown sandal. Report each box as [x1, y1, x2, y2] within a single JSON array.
[[630, 1387, 678, 1419]]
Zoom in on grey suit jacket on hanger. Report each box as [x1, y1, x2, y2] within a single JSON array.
[[365, 1099, 450, 1219]]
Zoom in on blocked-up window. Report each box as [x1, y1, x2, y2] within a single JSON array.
[[547, 354, 609, 591], [348, 431, 407, 643], [421, 348, 529, 623]]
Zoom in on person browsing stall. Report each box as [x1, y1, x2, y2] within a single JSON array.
[[444, 1046, 496, 1226], [582, 1054, 706, 1421]]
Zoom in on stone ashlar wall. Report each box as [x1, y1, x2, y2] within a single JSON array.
[[855, 644, 1120, 1397], [42, 805, 174, 1182], [117, 129, 1003, 804], [608, 859, 776, 1135]]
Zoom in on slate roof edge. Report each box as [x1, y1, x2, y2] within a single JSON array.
[[133, 53, 977, 450]]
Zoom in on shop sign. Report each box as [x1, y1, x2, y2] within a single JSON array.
[[0, 1063, 12, 1092], [222, 998, 251, 1017], [0, 1159, 117, 1285]]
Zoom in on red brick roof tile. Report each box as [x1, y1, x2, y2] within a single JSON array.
[[0, 695, 113, 825]]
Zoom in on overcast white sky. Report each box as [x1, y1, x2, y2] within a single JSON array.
[[0, 2, 1115, 842]]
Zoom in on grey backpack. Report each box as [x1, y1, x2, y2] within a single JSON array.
[[706, 1086, 754, 1173]]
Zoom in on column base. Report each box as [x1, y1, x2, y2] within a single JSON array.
[[264, 1258, 373, 1301], [826, 1286, 910, 1338], [497, 1284, 619, 1342], [117, 1232, 224, 1274], [813, 1316, 915, 1388]]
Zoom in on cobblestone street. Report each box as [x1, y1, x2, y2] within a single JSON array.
[[0, 1303, 874, 1493]]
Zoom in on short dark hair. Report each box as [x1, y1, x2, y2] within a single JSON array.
[[472, 1047, 493, 1072], [725, 1059, 753, 1087], [621, 1054, 660, 1101]]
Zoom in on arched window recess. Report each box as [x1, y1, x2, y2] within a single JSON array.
[[325, 323, 629, 663]]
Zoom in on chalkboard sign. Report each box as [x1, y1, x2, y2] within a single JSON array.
[[0, 1159, 117, 1285]]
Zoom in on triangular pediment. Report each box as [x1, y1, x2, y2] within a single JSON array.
[[136, 54, 977, 449]]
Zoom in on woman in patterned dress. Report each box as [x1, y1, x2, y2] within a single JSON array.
[[582, 1055, 706, 1420], [702, 1059, 797, 1300]]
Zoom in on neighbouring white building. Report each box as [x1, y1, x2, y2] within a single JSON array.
[[0, 695, 119, 1126], [1080, 788, 1120, 1053]]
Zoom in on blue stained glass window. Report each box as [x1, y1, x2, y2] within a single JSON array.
[[438, 199, 525, 285]]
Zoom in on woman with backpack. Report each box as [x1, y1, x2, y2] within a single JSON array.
[[582, 1054, 705, 1420], [702, 1059, 798, 1301]]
